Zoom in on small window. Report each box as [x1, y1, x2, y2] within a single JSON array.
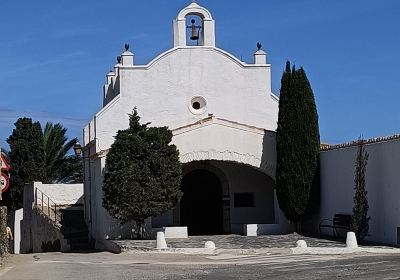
[[192, 101, 201, 110], [234, 193, 255, 208], [189, 96, 207, 115]]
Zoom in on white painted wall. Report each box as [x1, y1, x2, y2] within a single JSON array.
[[172, 118, 277, 178], [33, 182, 83, 205], [320, 139, 400, 245], [14, 208, 23, 254], [86, 156, 151, 249], [86, 46, 278, 151], [212, 161, 275, 233], [82, 2, 280, 245]]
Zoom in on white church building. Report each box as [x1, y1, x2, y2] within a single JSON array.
[[83, 2, 293, 245], [83, 2, 400, 247]]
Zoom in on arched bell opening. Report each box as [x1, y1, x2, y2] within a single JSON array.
[[173, 2, 216, 47], [185, 14, 204, 46]]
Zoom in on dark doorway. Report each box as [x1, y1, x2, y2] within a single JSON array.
[[181, 169, 223, 235]]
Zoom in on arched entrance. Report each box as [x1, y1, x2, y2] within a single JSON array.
[[180, 169, 223, 235]]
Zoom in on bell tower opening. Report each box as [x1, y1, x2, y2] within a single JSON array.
[[173, 2, 215, 47], [186, 15, 203, 46]]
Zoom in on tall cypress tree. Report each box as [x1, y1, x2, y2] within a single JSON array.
[[103, 109, 183, 239], [351, 140, 370, 241], [276, 62, 320, 227], [4, 118, 46, 211]]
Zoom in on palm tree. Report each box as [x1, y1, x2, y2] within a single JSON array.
[[43, 122, 82, 183]]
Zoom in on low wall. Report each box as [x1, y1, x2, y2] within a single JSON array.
[[34, 182, 83, 205], [30, 208, 68, 253], [21, 183, 78, 253], [319, 138, 400, 245]]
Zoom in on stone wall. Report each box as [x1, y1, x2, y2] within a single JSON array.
[[0, 206, 7, 255]]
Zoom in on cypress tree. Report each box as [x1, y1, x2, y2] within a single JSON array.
[[4, 118, 46, 211], [276, 62, 320, 227], [103, 109, 183, 239], [351, 140, 370, 241]]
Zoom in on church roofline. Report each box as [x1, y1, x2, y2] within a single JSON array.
[[172, 116, 273, 136], [118, 46, 271, 71]]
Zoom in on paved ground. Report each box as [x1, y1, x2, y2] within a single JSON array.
[[2, 251, 400, 279], [114, 233, 389, 251]]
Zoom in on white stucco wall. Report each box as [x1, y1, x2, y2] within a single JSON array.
[[212, 161, 275, 233], [172, 118, 277, 178], [34, 182, 83, 205], [86, 156, 150, 248], [85, 2, 278, 150], [14, 208, 23, 254], [86, 46, 278, 151], [82, 2, 280, 244], [320, 139, 400, 245]]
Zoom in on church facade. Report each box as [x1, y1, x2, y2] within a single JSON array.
[[83, 2, 400, 248], [83, 2, 292, 246]]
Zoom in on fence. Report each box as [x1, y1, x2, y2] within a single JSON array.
[[34, 188, 62, 224]]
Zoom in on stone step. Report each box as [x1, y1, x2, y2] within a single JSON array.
[[113, 234, 348, 252]]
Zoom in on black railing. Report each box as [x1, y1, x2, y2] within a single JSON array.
[[34, 188, 62, 224]]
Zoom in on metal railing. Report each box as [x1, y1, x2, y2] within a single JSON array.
[[34, 188, 62, 224]]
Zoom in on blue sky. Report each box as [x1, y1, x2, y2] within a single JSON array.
[[1, 0, 399, 148]]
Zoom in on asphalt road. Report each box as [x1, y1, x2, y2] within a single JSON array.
[[1, 252, 400, 279]]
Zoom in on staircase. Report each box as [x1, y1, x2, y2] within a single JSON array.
[[35, 188, 93, 252], [60, 206, 93, 251]]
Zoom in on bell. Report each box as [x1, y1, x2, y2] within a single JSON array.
[[190, 19, 199, 41]]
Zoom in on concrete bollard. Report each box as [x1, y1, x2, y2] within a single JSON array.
[[346, 232, 358, 248], [296, 240, 307, 248], [156, 232, 168, 249], [204, 241, 216, 249], [244, 224, 258, 237]]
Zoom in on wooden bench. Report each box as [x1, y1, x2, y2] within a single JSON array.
[[319, 214, 352, 238]]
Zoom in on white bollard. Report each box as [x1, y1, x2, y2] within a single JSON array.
[[204, 241, 216, 249], [346, 232, 358, 248], [244, 224, 258, 237], [296, 240, 307, 248], [156, 232, 168, 249]]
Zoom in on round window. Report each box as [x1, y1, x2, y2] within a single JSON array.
[[189, 96, 207, 115]]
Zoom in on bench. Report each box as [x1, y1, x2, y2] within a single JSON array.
[[319, 214, 352, 238]]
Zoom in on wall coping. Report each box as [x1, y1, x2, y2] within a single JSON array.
[[321, 134, 400, 151]]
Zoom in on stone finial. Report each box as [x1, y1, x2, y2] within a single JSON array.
[[254, 46, 267, 64], [117, 56, 122, 64], [121, 45, 134, 66]]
